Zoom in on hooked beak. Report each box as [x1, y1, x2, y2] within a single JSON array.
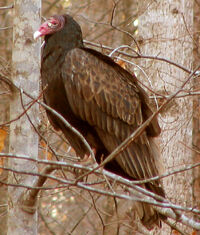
[[33, 31, 42, 40]]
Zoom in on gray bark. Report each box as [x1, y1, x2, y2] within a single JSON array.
[[193, 0, 200, 223], [0, 78, 10, 235], [7, 1, 41, 235], [138, 1, 193, 234], [0, 2, 12, 234]]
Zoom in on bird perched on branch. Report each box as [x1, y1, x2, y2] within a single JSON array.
[[34, 14, 165, 229]]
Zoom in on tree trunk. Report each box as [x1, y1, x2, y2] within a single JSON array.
[[7, 1, 41, 235], [138, 1, 193, 233], [0, 75, 10, 235], [193, 0, 200, 224], [0, 1, 13, 234]]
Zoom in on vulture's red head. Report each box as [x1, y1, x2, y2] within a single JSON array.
[[34, 15, 65, 39], [34, 14, 83, 49]]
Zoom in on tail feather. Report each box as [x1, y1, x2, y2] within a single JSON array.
[[95, 128, 166, 229], [133, 137, 166, 229], [133, 181, 166, 230], [140, 203, 161, 229], [134, 202, 157, 228]]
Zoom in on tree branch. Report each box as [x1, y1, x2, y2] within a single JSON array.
[[0, 4, 14, 10], [20, 166, 57, 214], [84, 40, 192, 74]]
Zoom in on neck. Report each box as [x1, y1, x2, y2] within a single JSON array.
[[44, 15, 83, 53], [42, 29, 83, 71]]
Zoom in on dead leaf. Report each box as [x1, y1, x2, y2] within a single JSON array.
[[172, 231, 180, 235], [116, 59, 126, 69], [0, 128, 7, 174], [0, 128, 7, 152], [40, 140, 52, 160], [191, 230, 197, 235]]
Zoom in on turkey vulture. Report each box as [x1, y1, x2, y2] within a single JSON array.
[[34, 14, 165, 229]]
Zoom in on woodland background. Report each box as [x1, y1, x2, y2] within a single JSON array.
[[0, 0, 200, 234]]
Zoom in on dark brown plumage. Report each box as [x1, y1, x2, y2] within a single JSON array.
[[34, 14, 165, 229]]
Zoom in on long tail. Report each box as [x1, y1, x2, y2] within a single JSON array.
[[95, 128, 166, 229], [133, 137, 166, 229], [133, 185, 166, 230]]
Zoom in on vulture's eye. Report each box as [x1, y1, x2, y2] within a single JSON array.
[[47, 22, 58, 28]]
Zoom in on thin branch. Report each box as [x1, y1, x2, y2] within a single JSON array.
[[44, 0, 61, 15], [0, 26, 12, 31], [1, 163, 200, 229], [181, 13, 194, 45], [2, 152, 200, 187], [19, 87, 69, 184], [164, 219, 188, 235], [89, 192, 105, 230], [113, 55, 163, 104], [0, 74, 96, 163], [110, 0, 118, 27], [109, 0, 141, 53], [155, 207, 200, 231], [38, 100, 96, 163], [1, 155, 200, 215], [39, 209, 57, 235], [0, 179, 68, 191], [69, 206, 92, 234], [150, 91, 200, 99], [109, 44, 133, 57], [0, 4, 14, 10], [84, 40, 192, 74], [0, 88, 41, 127], [20, 166, 57, 213], [125, 160, 200, 185], [2, 152, 200, 214]]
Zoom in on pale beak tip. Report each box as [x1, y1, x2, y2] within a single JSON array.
[[33, 31, 42, 40]]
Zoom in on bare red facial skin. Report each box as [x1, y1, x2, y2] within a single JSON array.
[[34, 16, 64, 39]]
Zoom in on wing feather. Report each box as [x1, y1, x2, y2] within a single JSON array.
[[61, 48, 161, 181]]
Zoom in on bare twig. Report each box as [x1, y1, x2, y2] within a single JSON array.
[[124, 160, 200, 185], [0, 74, 95, 163], [1, 154, 200, 215], [19, 87, 69, 185], [109, 0, 141, 53], [20, 166, 57, 214], [0, 26, 12, 31], [2, 152, 200, 187], [0, 4, 14, 10], [150, 91, 200, 99], [39, 209, 57, 235], [0, 90, 41, 127], [164, 219, 188, 235], [155, 207, 200, 231], [69, 205, 92, 234], [84, 40, 192, 74], [89, 192, 105, 230], [38, 101, 96, 163], [1, 158, 200, 230], [43, 0, 61, 15]]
